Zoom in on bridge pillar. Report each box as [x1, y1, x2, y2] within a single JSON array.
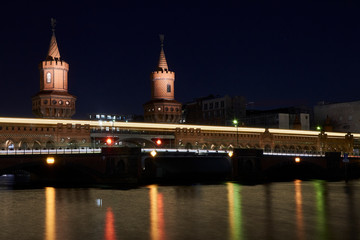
[[325, 152, 342, 179], [231, 148, 263, 182]]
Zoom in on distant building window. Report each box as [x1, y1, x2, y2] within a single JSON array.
[[167, 84, 171, 93], [221, 101, 224, 108], [215, 102, 219, 108], [96, 115, 100, 119], [46, 72, 51, 83], [349, 116, 353, 121], [209, 103, 213, 109], [204, 103, 208, 110]]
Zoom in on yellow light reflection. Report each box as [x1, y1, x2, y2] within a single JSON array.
[[149, 185, 165, 240], [294, 180, 305, 240], [104, 207, 117, 240], [45, 187, 56, 240], [227, 182, 243, 240]]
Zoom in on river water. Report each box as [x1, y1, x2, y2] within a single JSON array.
[[0, 178, 359, 240]]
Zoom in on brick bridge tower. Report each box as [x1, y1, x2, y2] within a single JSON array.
[[32, 19, 76, 119], [143, 35, 182, 123]]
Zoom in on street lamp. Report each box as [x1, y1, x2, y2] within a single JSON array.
[[233, 119, 239, 148]]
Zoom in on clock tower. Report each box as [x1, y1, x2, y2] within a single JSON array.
[[32, 19, 76, 119]]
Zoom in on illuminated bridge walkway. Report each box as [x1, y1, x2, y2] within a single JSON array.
[[0, 147, 329, 157]]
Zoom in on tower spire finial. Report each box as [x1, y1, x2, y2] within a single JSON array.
[[159, 34, 164, 47], [47, 18, 61, 60], [157, 34, 168, 71], [51, 18, 56, 35]]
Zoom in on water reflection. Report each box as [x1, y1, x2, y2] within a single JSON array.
[[294, 180, 304, 240], [104, 207, 117, 240], [1, 180, 360, 240], [313, 180, 328, 240], [45, 187, 56, 240], [149, 185, 165, 240], [227, 182, 243, 240]]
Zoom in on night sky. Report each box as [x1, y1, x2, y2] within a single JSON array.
[[1, 1, 360, 119]]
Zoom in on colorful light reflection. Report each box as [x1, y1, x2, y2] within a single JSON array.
[[313, 180, 328, 239], [227, 182, 243, 240], [104, 207, 117, 240], [149, 185, 165, 240], [45, 187, 56, 240], [294, 180, 305, 240]]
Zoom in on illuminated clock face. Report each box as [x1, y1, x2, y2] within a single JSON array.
[[65, 101, 70, 105], [59, 100, 63, 105]]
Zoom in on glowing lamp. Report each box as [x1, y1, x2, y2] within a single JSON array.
[[156, 139, 162, 146], [295, 157, 301, 163], [46, 157, 55, 165], [106, 138, 113, 145], [228, 151, 234, 157], [150, 150, 157, 157]]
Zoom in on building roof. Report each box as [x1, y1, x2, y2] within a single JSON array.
[[157, 35, 169, 71], [46, 32, 61, 60]]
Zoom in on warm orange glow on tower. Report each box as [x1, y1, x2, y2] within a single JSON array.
[[144, 35, 182, 123], [32, 18, 76, 119]]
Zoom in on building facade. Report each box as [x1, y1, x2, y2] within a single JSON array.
[[314, 100, 360, 133], [242, 107, 311, 130], [183, 95, 246, 126], [143, 35, 182, 123], [32, 22, 76, 119]]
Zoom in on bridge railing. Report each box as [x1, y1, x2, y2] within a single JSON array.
[[0, 148, 102, 155]]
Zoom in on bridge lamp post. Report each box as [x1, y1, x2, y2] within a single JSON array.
[[233, 119, 239, 148]]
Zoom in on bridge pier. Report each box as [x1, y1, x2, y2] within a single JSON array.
[[231, 148, 264, 183]]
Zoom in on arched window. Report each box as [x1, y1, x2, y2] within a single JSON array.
[[167, 84, 171, 93], [46, 72, 51, 83]]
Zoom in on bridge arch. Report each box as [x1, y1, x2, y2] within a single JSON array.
[[32, 140, 41, 150], [5, 139, 15, 150], [185, 142, 192, 149], [46, 140, 56, 149], [264, 144, 271, 152], [121, 138, 156, 148], [19, 140, 29, 150], [274, 145, 281, 153]]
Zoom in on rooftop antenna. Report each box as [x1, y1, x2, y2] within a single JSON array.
[[51, 18, 56, 34], [159, 34, 164, 47]]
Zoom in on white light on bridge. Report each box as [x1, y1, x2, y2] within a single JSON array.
[[228, 151, 234, 157], [150, 150, 157, 157]]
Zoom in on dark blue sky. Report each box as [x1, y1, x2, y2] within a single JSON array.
[[1, 1, 360, 119]]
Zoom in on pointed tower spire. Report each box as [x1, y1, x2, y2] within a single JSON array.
[[157, 34, 168, 71], [46, 18, 61, 60]]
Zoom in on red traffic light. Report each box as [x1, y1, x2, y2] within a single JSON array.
[[155, 139, 162, 146], [106, 138, 113, 145]]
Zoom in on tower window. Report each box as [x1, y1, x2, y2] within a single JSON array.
[[167, 84, 171, 93], [46, 72, 51, 83]]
